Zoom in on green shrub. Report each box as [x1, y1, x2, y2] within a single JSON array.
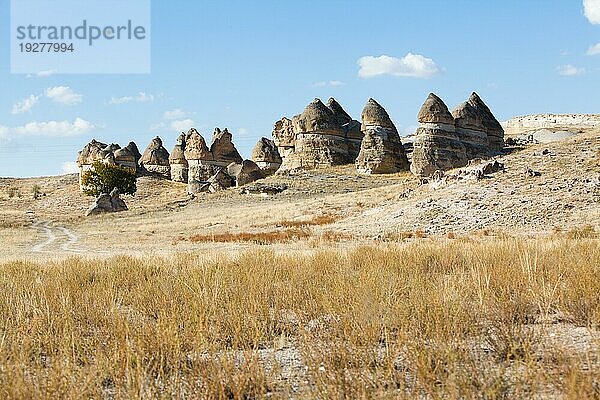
[[31, 184, 42, 199], [81, 161, 136, 197]]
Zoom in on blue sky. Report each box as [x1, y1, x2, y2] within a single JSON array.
[[1, 0, 599, 177]]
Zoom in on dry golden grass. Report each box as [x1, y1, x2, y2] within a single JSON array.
[[278, 215, 338, 228], [383, 229, 428, 240], [0, 238, 599, 398], [186, 228, 312, 244], [565, 224, 598, 239], [180, 227, 355, 247], [552, 225, 598, 240]]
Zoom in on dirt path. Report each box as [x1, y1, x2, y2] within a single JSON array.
[[31, 220, 87, 254]]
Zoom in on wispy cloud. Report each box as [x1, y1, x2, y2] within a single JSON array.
[[237, 127, 250, 136], [558, 64, 585, 76], [584, 0, 600, 24], [170, 119, 195, 133], [36, 69, 56, 77], [358, 54, 442, 79], [10, 86, 82, 114], [45, 86, 82, 106], [11, 118, 95, 137], [11, 95, 40, 114], [26, 69, 57, 78], [587, 42, 600, 55], [151, 109, 196, 132], [61, 161, 79, 174], [163, 109, 188, 120], [312, 80, 345, 87], [110, 92, 155, 104], [149, 122, 166, 131]]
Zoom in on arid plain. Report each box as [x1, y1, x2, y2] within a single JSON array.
[[0, 129, 599, 398]]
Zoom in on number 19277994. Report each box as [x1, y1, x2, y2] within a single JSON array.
[[19, 43, 74, 52]]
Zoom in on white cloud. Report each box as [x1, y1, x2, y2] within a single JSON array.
[[11, 95, 40, 114], [110, 92, 155, 104], [26, 70, 57, 78], [558, 64, 585, 76], [584, 0, 600, 24], [12, 118, 95, 137], [37, 69, 56, 77], [587, 42, 600, 55], [149, 122, 167, 131], [312, 80, 345, 87], [61, 161, 79, 174], [163, 109, 187, 120], [45, 86, 82, 105], [170, 119, 195, 133], [358, 54, 442, 79]]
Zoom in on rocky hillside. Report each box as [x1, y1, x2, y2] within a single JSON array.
[[502, 114, 600, 139], [1, 129, 598, 260], [334, 130, 600, 237]]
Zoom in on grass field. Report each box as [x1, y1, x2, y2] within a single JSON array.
[[0, 131, 598, 398], [0, 237, 598, 399]]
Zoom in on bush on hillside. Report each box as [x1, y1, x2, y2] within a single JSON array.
[[81, 161, 136, 197]]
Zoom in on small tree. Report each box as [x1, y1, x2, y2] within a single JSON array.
[[81, 161, 137, 197], [31, 184, 42, 199]]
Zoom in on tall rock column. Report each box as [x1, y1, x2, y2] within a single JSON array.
[[355, 98, 409, 174], [210, 128, 243, 165], [283, 98, 350, 169], [452, 101, 489, 159], [251, 137, 282, 175], [184, 128, 217, 182], [140, 137, 171, 178], [274, 98, 362, 171], [410, 93, 467, 177], [467, 92, 504, 153], [169, 133, 188, 182]]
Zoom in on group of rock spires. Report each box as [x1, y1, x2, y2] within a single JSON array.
[[172, 127, 266, 193], [271, 97, 363, 170], [268, 93, 503, 176], [76, 140, 142, 186], [76, 92, 504, 194], [411, 92, 505, 176], [77, 127, 269, 194]]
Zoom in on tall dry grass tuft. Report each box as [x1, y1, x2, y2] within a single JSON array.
[[0, 238, 598, 397], [186, 228, 312, 244], [278, 214, 338, 228]]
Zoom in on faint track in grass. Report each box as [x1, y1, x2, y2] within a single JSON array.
[[31, 220, 87, 254]]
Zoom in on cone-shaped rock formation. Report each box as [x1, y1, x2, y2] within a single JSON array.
[[251, 137, 282, 176], [411, 93, 467, 177], [467, 92, 504, 153], [140, 136, 171, 178], [169, 133, 188, 182], [355, 98, 409, 174], [210, 128, 243, 165], [273, 97, 363, 170]]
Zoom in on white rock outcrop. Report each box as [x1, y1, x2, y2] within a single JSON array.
[[502, 114, 600, 137]]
